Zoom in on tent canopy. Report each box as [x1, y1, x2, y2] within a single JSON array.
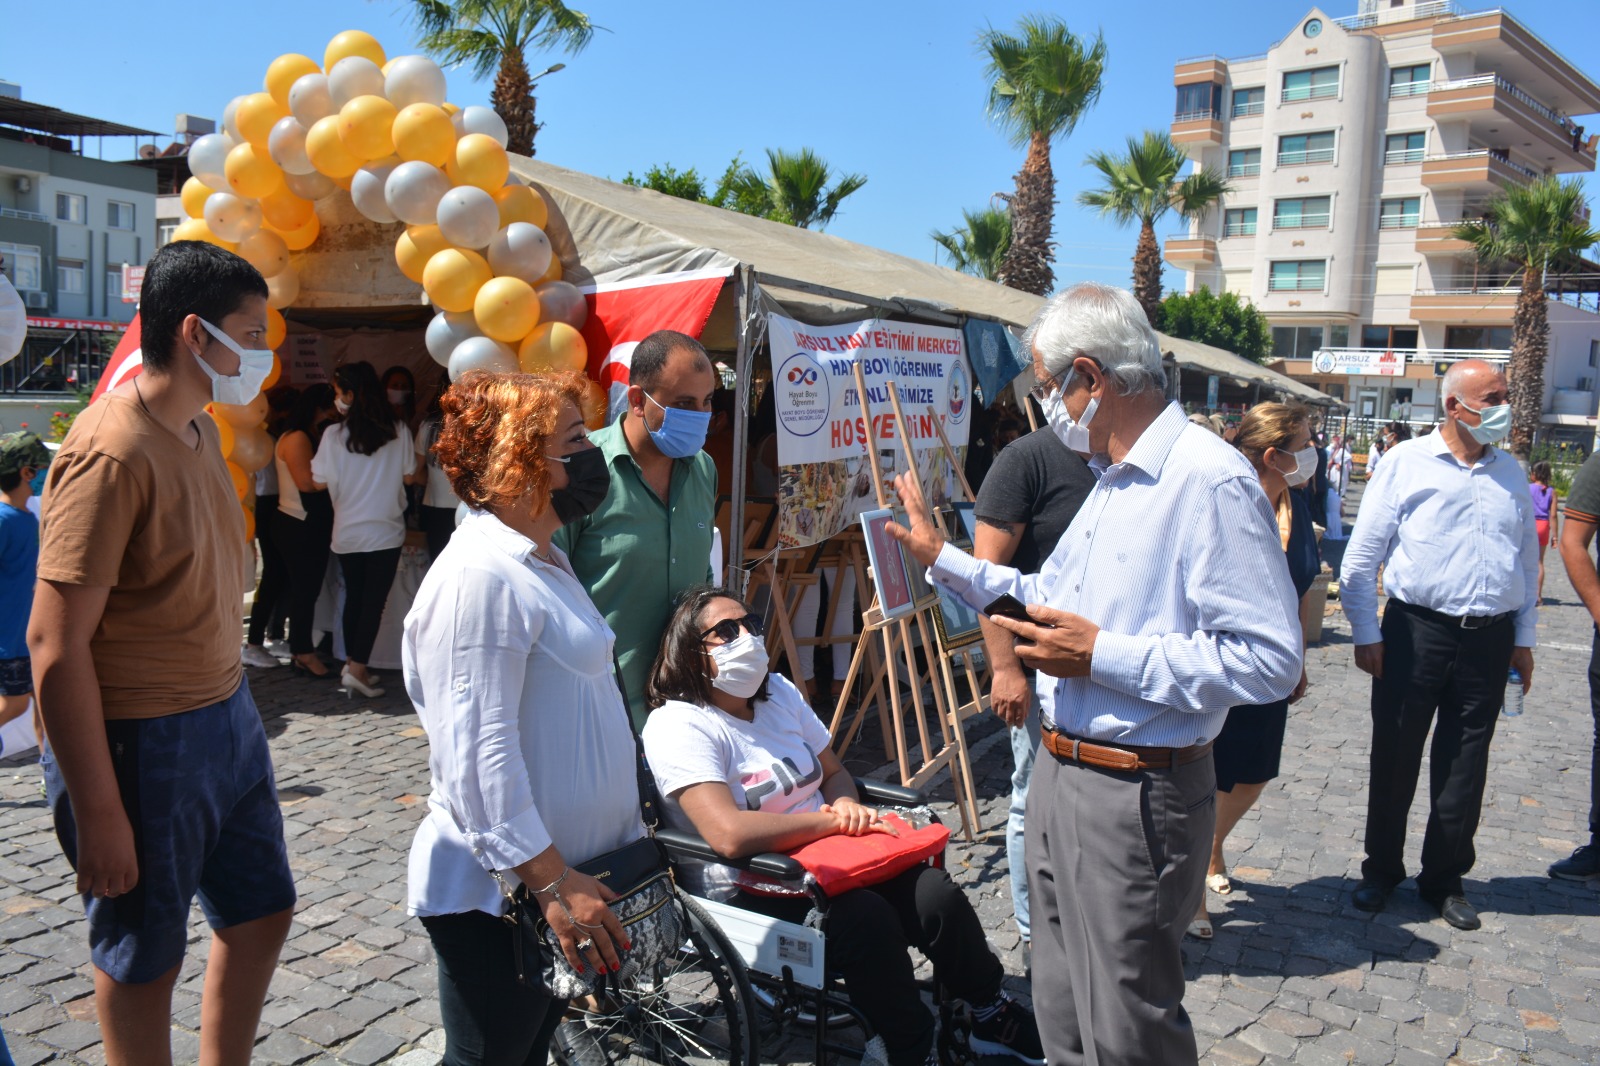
[[1160, 334, 1340, 409]]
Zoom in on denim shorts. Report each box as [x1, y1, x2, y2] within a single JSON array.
[[0, 656, 29, 697], [44, 679, 297, 983]]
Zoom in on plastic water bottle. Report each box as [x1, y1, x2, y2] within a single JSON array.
[[1503, 668, 1524, 718]]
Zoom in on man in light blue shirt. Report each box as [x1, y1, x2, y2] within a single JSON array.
[[1340, 359, 1537, 931], [890, 283, 1301, 1066]]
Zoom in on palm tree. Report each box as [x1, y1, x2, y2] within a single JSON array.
[[1077, 131, 1231, 326], [1453, 176, 1599, 457], [722, 148, 867, 229], [979, 16, 1107, 296], [410, 0, 595, 157], [931, 207, 1012, 281]]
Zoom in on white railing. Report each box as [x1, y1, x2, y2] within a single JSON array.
[[0, 206, 47, 223], [1175, 52, 1267, 65], [1415, 286, 1521, 295], [1432, 73, 1567, 130], [1274, 213, 1331, 230], [1425, 149, 1540, 180], [1268, 275, 1327, 292], [1334, 0, 1459, 29], [1173, 109, 1221, 124], [1227, 162, 1262, 177], [1224, 221, 1258, 237], [1379, 213, 1421, 229], [1282, 83, 1340, 103], [1385, 147, 1426, 164], [1389, 79, 1434, 99], [1278, 147, 1336, 166], [1232, 100, 1265, 118]]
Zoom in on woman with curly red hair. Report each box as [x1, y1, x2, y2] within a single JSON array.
[[402, 370, 643, 1064]]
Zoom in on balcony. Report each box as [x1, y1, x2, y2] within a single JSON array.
[[1411, 285, 1521, 322], [1385, 147, 1426, 165], [1277, 148, 1336, 167], [1281, 83, 1340, 104], [1163, 234, 1218, 268], [1223, 220, 1257, 238], [1334, 0, 1459, 31], [1171, 110, 1223, 146], [1415, 220, 1482, 254], [1273, 213, 1331, 231], [0, 206, 48, 223], [1420, 149, 1538, 190], [1231, 101, 1264, 118], [1378, 213, 1421, 230], [1427, 74, 1598, 173], [1432, 10, 1600, 121], [1227, 162, 1261, 178]]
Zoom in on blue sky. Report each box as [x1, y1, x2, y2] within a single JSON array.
[[6, 0, 1599, 289]]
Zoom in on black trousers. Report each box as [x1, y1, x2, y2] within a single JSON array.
[[420, 910, 566, 1066], [1587, 627, 1600, 843], [1362, 600, 1515, 900], [277, 506, 333, 656], [422, 505, 458, 563], [736, 864, 1003, 1066], [247, 497, 290, 646], [337, 547, 401, 666]]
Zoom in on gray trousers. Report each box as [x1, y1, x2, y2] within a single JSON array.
[[1025, 746, 1216, 1066]]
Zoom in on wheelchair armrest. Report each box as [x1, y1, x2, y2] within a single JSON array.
[[653, 827, 806, 881], [855, 778, 926, 808]]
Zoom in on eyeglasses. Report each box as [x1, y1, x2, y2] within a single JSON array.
[[699, 613, 765, 644], [1027, 373, 1062, 404]]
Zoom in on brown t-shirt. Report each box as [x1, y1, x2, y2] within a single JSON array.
[[38, 392, 247, 720]]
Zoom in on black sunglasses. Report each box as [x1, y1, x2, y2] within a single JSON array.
[[699, 613, 765, 644]]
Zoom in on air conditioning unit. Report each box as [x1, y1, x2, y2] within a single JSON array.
[[22, 291, 48, 309], [14, 176, 31, 194]]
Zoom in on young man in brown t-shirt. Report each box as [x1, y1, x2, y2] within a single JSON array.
[[29, 241, 295, 1064]]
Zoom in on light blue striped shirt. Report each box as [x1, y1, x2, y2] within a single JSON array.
[[930, 402, 1303, 747]]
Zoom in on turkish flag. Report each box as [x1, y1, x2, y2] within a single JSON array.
[[580, 268, 730, 422], [91, 314, 143, 402]]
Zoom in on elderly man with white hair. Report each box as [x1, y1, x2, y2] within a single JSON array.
[[1341, 359, 1538, 931], [890, 282, 1302, 1066]]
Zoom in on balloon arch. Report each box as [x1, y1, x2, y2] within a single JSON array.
[[176, 30, 599, 536]]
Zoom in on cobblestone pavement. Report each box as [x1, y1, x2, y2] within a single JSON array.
[[3, 507, 1599, 1064]]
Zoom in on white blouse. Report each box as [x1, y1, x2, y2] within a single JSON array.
[[310, 421, 413, 554], [403, 509, 645, 919]]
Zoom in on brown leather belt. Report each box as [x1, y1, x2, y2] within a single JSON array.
[[1041, 728, 1213, 773]]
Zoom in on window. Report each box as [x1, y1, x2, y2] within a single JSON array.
[[1385, 131, 1426, 164], [1224, 208, 1258, 237], [1274, 196, 1332, 229], [1389, 64, 1432, 98], [1224, 270, 1253, 296], [107, 200, 134, 230], [1304, 18, 1323, 37], [1445, 325, 1513, 351], [107, 267, 125, 303], [1328, 325, 1350, 348], [1231, 87, 1265, 118], [57, 259, 85, 294], [1364, 326, 1419, 349], [1375, 265, 1415, 294], [1379, 197, 1422, 229], [1227, 148, 1261, 177], [1271, 325, 1325, 358], [1591, 339, 1599, 368], [0, 242, 42, 291], [1278, 131, 1337, 166], [1174, 82, 1222, 121], [158, 220, 179, 246], [1282, 65, 1340, 102], [1268, 260, 1327, 292], [55, 192, 85, 224]]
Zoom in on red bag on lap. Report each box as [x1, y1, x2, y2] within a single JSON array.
[[785, 813, 950, 896]]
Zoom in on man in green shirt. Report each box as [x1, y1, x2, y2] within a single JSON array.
[[554, 330, 718, 725]]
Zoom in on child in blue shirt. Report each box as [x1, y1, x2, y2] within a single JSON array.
[[0, 430, 49, 756]]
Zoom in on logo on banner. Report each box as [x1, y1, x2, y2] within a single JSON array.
[[947, 361, 967, 423], [1312, 351, 1336, 374], [775, 351, 830, 437]]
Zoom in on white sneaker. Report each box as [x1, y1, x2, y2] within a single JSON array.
[[241, 644, 280, 668], [265, 639, 292, 658]]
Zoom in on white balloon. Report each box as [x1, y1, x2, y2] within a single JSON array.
[[448, 336, 518, 381], [288, 73, 335, 128], [384, 161, 452, 226], [283, 169, 337, 201], [266, 267, 300, 309], [188, 133, 236, 189], [0, 274, 26, 365], [203, 192, 263, 243], [237, 229, 290, 277], [487, 222, 553, 284], [426, 310, 481, 366], [267, 116, 314, 175], [351, 162, 399, 224], [385, 55, 447, 109], [329, 57, 387, 110], [452, 105, 509, 148], [436, 186, 500, 249], [222, 95, 247, 142], [536, 280, 588, 330]]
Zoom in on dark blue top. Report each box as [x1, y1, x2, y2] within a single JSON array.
[[1286, 487, 1321, 600], [0, 501, 39, 659]]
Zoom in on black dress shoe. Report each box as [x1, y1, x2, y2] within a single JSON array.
[[1351, 879, 1392, 912], [1434, 894, 1481, 931]]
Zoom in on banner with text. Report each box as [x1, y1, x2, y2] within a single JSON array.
[[769, 313, 972, 547]]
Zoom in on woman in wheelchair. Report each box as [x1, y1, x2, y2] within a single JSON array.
[[641, 587, 1043, 1066]]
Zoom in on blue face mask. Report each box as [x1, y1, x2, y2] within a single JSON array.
[[642, 390, 712, 459], [28, 463, 47, 496]]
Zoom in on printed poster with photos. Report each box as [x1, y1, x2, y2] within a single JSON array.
[[768, 313, 972, 548]]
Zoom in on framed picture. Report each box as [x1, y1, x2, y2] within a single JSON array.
[[892, 508, 938, 609], [950, 502, 977, 546], [859, 508, 917, 620], [932, 585, 986, 651]]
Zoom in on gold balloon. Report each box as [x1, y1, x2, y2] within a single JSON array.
[[446, 134, 510, 192], [395, 224, 452, 283], [442, 102, 461, 116], [324, 30, 386, 74], [493, 184, 548, 229], [537, 253, 563, 284], [268, 212, 320, 251], [266, 53, 321, 109], [181, 177, 214, 219], [216, 393, 269, 426], [422, 248, 492, 313], [580, 377, 607, 430], [517, 321, 587, 374], [262, 354, 283, 390], [230, 426, 275, 473], [338, 95, 398, 161], [259, 187, 314, 231], [266, 307, 288, 349], [391, 103, 455, 168], [224, 142, 283, 199], [304, 115, 362, 178], [173, 217, 236, 251], [211, 411, 237, 458], [237, 229, 290, 277], [227, 461, 249, 501], [237, 92, 288, 148], [473, 276, 540, 343]]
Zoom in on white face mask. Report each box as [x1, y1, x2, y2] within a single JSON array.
[[708, 632, 768, 699], [1283, 444, 1318, 487], [195, 318, 274, 407], [1040, 369, 1099, 456], [334, 397, 351, 415]]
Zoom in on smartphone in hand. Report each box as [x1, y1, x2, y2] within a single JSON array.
[[983, 594, 1035, 624]]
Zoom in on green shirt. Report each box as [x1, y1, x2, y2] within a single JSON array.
[[552, 415, 717, 726]]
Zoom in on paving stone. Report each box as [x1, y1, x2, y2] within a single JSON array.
[[334, 1029, 405, 1066]]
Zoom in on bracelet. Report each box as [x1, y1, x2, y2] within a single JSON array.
[[534, 866, 572, 897]]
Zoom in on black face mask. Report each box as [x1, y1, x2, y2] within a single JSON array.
[[548, 447, 610, 525]]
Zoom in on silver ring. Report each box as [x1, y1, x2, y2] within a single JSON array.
[[576, 937, 594, 952]]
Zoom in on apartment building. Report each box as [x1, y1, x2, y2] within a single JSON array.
[[1165, 0, 1600, 443]]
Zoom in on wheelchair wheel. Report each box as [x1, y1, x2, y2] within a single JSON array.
[[557, 893, 759, 1066]]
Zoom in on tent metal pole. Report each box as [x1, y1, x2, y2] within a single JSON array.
[[729, 263, 755, 597]]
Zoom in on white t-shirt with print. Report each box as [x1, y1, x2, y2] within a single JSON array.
[[642, 674, 831, 900]]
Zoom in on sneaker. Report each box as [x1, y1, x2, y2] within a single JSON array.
[[968, 992, 1044, 1066], [1549, 842, 1600, 880], [552, 1020, 612, 1066], [241, 644, 280, 668]]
